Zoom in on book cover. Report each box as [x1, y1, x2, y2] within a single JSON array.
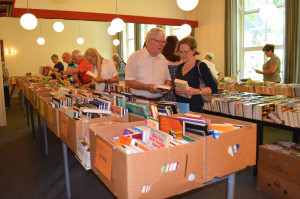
[[155, 85, 171, 92], [174, 79, 191, 99], [159, 115, 183, 139], [147, 128, 172, 149]]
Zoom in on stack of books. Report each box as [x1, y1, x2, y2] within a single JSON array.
[[76, 138, 91, 170]]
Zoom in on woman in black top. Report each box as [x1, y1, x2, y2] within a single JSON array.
[[174, 36, 218, 113]]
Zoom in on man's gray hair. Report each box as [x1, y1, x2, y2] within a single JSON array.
[[204, 52, 215, 61], [145, 28, 165, 44], [72, 50, 82, 57]]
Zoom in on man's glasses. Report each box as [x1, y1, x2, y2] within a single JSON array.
[[151, 37, 167, 44]]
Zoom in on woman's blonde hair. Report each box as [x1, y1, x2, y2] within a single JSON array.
[[84, 48, 104, 76]]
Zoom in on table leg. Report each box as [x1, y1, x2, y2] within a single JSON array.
[[62, 142, 71, 199], [29, 103, 36, 139], [292, 129, 299, 143], [43, 119, 49, 156], [37, 114, 44, 158], [227, 173, 235, 199], [25, 98, 29, 127]]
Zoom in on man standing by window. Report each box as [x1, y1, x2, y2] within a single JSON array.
[[125, 28, 171, 101]]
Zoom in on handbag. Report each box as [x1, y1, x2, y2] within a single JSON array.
[[196, 61, 212, 102]]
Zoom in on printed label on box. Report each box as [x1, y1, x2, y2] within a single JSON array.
[[95, 137, 112, 181]]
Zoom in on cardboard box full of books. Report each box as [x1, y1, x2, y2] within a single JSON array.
[[38, 97, 52, 118], [89, 122, 204, 199], [59, 113, 145, 154], [168, 112, 257, 183], [201, 113, 257, 182], [257, 143, 300, 185], [257, 167, 300, 199], [45, 103, 61, 137]]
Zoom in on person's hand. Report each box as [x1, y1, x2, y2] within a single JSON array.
[[94, 77, 105, 83], [255, 69, 262, 74], [147, 84, 160, 94], [81, 83, 91, 90], [183, 86, 199, 97], [56, 73, 62, 79]]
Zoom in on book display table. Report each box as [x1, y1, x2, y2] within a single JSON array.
[[22, 84, 258, 199]]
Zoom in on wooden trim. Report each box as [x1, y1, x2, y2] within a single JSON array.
[[12, 8, 198, 27]]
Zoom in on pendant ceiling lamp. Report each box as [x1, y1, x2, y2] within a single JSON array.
[[77, 21, 84, 45], [180, 13, 191, 37], [53, 0, 64, 32], [107, 26, 117, 36], [113, 39, 120, 46], [177, 0, 199, 11], [37, 20, 45, 45], [20, 0, 37, 30], [109, 0, 124, 34]]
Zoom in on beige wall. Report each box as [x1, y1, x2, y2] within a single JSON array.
[[5, 0, 225, 76], [15, 0, 198, 21], [195, 0, 225, 76], [0, 18, 112, 76]]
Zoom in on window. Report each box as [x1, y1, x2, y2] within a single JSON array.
[[122, 23, 135, 63], [238, 0, 285, 81]]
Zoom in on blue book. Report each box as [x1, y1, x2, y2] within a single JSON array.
[[177, 102, 189, 114]]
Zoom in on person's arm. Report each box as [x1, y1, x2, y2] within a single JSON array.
[[45, 66, 59, 72], [125, 80, 159, 94], [255, 65, 278, 74], [56, 68, 79, 79]]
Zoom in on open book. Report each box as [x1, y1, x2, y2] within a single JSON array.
[[174, 79, 191, 99]]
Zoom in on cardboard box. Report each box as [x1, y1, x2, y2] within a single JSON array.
[[45, 103, 60, 137], [36, 92, 51, 113], [169, 112, 257, 183], [59, 113, 145, 154], [89, 122, 204, 199], [201, 113, 256, 182], [258, 144, 300, 185], [257, 167, 300, 199], [38, 97, 52, 118]]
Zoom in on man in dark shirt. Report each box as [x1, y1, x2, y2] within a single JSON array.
[[45, 54, 64, 79], [62, 52, 78, 81]]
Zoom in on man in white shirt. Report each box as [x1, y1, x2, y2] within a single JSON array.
[[125, 28, 171, 100], [202, 52, 219, 80]]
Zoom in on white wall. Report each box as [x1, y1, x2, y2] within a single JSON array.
[[0, 18, 113, 76]]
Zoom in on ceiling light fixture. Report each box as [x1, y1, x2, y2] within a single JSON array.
[[20, 0, 37, 30], [110, 0, 124, 33], [180, 13, 192, 37], [37, 20, 45, 45], [177, 0, 199, 11], [77, 21, 84, 45], [53, 0, 64, 32], [113, 39, 120, 46]]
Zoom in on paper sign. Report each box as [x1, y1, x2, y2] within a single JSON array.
[[60, 113, 69, 138], [95, 137, 112, 181]]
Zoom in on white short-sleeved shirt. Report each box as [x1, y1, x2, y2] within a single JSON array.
[[93, 59, 118, 92], [125, 48, 171, 98], [202, 59, 218, 80]]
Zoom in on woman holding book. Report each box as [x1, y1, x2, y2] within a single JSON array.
[[82, 48, 119, 91], [174, 36, 218, 113]]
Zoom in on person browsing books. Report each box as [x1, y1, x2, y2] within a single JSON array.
[[161, 35, 182, 102], [56, 50, 92, 85], [112, 53, 126, 81], [61, 52, 78, 82], [174, 36, 218, 113], [125, 28, 171, 101], [255, 44, 281, 83], [44, 54, 64, 79], [202, 52, 219, 80], [82, 48, 119, 91]]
